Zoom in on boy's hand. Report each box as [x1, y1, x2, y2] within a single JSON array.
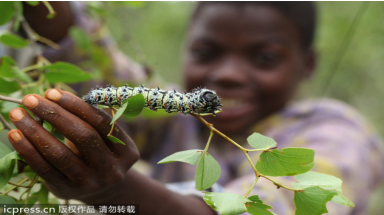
[[7, 89, 139, 203]]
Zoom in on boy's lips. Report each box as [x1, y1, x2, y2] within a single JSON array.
[[217, 98, 255, 120]]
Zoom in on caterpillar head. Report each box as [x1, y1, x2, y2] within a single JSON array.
[[197, 89, 222, 114]]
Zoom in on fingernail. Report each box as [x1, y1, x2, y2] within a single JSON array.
[[10, 108, 25, 121], [23, 95, 39, 108], [46, 89, 62, 102], [9, 130, 22, 143]]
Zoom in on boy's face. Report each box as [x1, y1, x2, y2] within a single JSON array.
[[183, 4, 314, 135]]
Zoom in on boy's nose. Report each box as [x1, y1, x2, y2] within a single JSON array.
[[210, 57, 248, 88]]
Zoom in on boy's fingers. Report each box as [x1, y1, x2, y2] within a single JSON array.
[[9, 109, 91, 182], [21, 94, 117, 169], [44, 89, 137, 158], [7, 129, 69, 185]]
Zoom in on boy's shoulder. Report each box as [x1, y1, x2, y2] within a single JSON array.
[[285, 98, 371, 128]]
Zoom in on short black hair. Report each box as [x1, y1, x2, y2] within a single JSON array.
[[192, 1, 317, 50]]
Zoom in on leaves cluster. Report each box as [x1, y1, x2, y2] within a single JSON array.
[[0, 1, 144, 210], [159, 133, 354, 215]]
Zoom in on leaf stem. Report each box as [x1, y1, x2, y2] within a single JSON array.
[[21, 62, 43, 73], [260, 175, 302, 192], [7, 182, 31, 188], [42, 1, 56, 18], [21, 17, 42, 57], [3, 175, 29, 195], [35, 35, 60, 50], [108, 108, 116, 136], [243, 151, 260, 177], [0, 114, 13, 130], [190, 113, 248, 151], [20, 174, 38, 203], [244, 176, 259, 198], [203, 131, 214, 152], [190, 114, 273, 152]]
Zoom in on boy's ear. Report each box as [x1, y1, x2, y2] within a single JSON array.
[[303, 48, 317, 78]]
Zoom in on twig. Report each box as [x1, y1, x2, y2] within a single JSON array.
[[260, 175, 302, 192], [42, 1, 56, 18], [244, 176, 259, 198], [3, 175, 29, 195], [35, 35, 60, 50], [190, 113, 248, 151], [190, 114, 267, 152], [0, 95, 22, 104], [191, 113, 303, 192], [21, 62, 43, 73], [21, 17, 42, 57], [0, 95, 43, 124], [0, 114, 13, 130], [7, 182, 32, 188], [107, 108, 116, 136], [244, 151, 260, 177], [203, 131, 214, 152]]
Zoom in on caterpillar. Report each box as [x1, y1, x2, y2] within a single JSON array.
[[82, 84, 223, 116]]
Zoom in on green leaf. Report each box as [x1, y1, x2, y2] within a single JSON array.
[[69, 27, 92, 52], [0, 195, 17, 205], [203, 192, 249, 215], [256, 148, 315, 176], [247, 133, 277, 150], [122, 93, 145, 117], [97, 105, 110, 109], [17, 195, 39, 206], [141, 108, 175, 118], [0, 151, 22, 190], [158, 150, 203, 165], [0, 56, 19, 79], [0, 78, 19, 94], [43, 121, 53, 132], [0, 55, 33, 82], [293, 171, 355, 207], [294, 186, 337, 215], [246, 195, 275, 215], [41, 62, 92, 84], [110, 101, 128, 125], [26, 1, 40, 6], [0, 141, 12, 159], [107, 135, 126, 145], [37, 182, 49, 204], [50, 128, 65, 143], [0, 122, 3, 131], [0, 32, 29, 48], [195, 152, 221, 191], [22, 165, 37, 181], [0, 2, 15, 25]]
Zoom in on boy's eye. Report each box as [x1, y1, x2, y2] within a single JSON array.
[[251, 52, 280, 69], [191, 47, 218, 62]]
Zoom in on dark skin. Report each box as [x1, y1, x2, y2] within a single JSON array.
[[8, 3, 314, 214], [8, 90, 215, 215], [184, 4, 315, 135], [23, 2, 73, 42]]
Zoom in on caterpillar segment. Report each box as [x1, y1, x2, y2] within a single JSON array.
[[83, 85, 223, 116]]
